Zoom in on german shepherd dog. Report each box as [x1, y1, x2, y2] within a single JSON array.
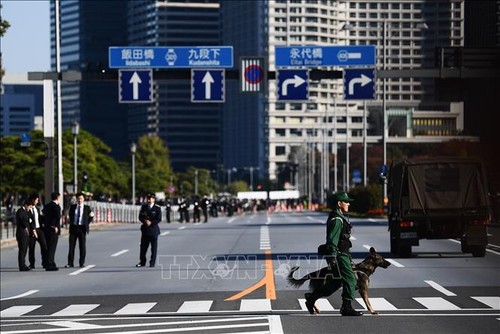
[[287, 247, 391, 314]]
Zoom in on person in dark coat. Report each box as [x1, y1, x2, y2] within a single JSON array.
[[65, 192, 94, 268], [165, 198, 171, 223], [16, 199, 34, 271], [136, 193, 161, 267], [42, 192, 61, 271], [28, 193, 48, 269]]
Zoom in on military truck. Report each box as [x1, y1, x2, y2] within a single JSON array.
[[387, 157, 490, 258]]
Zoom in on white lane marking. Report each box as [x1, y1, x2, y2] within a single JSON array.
[[471, 296, 500, 309], [160, 231, 170, 236], [424, 280, 457, 296], [177, 300, 213, 313], [362, 244, 371, 250], [227, 217, 237, 224], [260, 225, 271, 250], [268, 315, 284, 334], [299, 298, 335, 311], [306, 216, 324, 223], [51, 304, 100, 316], [111, 249, 129, 257], [387, 258, 405, 267], [178, 226, 187, 230], [240, 299, 272, 311], [69, 264, 95, 276], [413, 297, 460, 310], [0, 305, 42, 317], [45, 321, 103, 329], [114, 302, 157, 315], [5, 317, 272, 334], [0, 289, 39, 301], [350, 236, 357, 241], [356, 297, 398, 311], [266, 216, 271, 225]]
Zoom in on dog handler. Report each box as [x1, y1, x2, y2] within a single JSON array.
[[305, 191, 363, 316]]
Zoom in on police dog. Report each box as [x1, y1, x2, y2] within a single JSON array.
[[287, 247, 391, 314]]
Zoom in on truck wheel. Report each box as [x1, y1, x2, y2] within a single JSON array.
[[471, 246, 486, 257], [398, 243, 412, 258], [461, 239, 471, 253]]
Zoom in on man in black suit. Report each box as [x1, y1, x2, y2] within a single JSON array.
[[28, 193, 48, 269], [136, 193, 161, 268], [16, 199, 34, 271], [42, 192, 61, 271], [65, 192, 94, 268]]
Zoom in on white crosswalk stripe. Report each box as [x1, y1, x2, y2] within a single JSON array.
[[177, 300, 213, 313], [51, 304, 100, 316], [0, 305, 42, 317], [114, 302, 157, 315], [2, 295, 499, 317], [298, 298, 335, 311], [356, 297, 398, 311], [413, 297, 461, 310]]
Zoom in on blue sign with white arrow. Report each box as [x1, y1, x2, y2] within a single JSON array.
[[109, 46, 233, 68], [119, 69, 153, 103], [344, 68, 376, 100], [275, 45, 376, 67], [191, 69, 225, 103], [277, 69, 309, 101]]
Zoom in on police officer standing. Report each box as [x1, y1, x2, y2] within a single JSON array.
[[304, 191, 362, 316], [165, 198, 171, 223], [201, 196, 210, 223], [136, 193, 161, 267]]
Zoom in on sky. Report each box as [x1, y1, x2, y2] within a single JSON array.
[[1, 0, 51, 73]]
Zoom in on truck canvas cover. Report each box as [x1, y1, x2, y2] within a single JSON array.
[[391, 157, 489, 214]]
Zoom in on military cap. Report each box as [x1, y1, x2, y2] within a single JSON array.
[[333, 191, 354, 202]]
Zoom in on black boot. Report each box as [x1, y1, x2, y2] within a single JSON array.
[[340, 299, 363, 316], [304, 293, 319, 315]]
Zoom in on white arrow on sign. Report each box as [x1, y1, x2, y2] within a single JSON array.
[[348, 74, 372, 95], [129, 72, 142, 100], [282, 75, 306, 96], [202, 71, 214, 99]]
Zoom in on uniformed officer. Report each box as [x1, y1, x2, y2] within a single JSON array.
[[136, 193, 161, 267], [305, 191, 363, 316]]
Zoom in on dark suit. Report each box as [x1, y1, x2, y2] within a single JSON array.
[[67, 203, 93, 267], [28, 206, 48, 268], [15, 206, 31, 270], [42, 201, 61, 269], [138, 203, 161, 266]]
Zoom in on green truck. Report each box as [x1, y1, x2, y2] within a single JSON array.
[[387, 157, 490, 258]]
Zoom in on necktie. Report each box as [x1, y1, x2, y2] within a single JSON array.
[[76, 205, 81, 225]]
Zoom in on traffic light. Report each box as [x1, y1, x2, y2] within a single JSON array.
[[257, 184, 262, 190], [82, 172, 89, 191]]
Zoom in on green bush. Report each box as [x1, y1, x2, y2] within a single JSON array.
[[328, 185, 383, 214]]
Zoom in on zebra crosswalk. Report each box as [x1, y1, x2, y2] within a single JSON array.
[[1, 296, 499, 317]]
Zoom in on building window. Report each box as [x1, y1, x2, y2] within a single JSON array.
[[275, 146, 286, 156]]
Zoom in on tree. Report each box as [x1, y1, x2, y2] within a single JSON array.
[[175, 167, 216, 198], [0, 5, 11, 77], [135, 135, 173, 197]]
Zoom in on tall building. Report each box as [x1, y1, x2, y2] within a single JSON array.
[[221, 0, 467, 193], [52, 0, 222, 170], [127, 0, 222, 171], [50, 0, 129, 158]]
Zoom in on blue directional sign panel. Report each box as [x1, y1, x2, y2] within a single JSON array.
[[277, 70, 309, 101], [344, 68, 376, 100], [275, 45, 376, 67], [191, 69, 225, 103], [109, 46, 233, 68], [119, 69, 153, 103]]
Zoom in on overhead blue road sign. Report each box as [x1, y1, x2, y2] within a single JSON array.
[[344, 68, 376, 100], [20, 133, 31, 147], [119, 69, 153, 103], [191, 69, 225, 103], [275, 45, 376, 67], [109, 46, 233, 68], [277, 70, 309, 101]]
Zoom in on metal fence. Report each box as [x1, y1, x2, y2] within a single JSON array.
[[1, 202, 182, 241]]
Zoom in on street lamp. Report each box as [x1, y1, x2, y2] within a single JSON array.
[[130, 143, 137, 204], [72, 122, 79, 194], [244, 167, 260, 191]]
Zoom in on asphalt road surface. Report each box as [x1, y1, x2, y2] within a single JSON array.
[[1, 210, 499, 333]]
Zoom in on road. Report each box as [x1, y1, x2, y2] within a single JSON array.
[[1, 211, 499, 333]]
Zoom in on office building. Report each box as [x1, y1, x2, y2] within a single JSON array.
[[221, 0, 468, 193]]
